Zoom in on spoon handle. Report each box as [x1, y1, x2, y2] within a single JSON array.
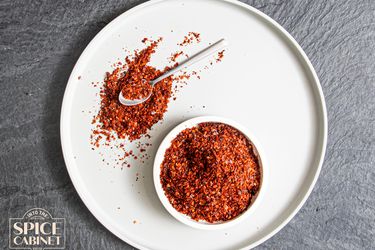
[[150, 38, 228, 86]]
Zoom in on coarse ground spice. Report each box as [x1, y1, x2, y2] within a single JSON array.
[[120, 78, 152, 100], [120, 39, 162, 100], [91, 33, 225, 168], [169, 51, 184, 62], [160, 122, 261, 223], [216, 50, 225, 62], [178, 32, 201, 46], [92, 38, 174, 142]]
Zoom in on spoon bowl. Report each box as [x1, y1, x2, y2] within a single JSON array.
[[118, 90, 152, 106]]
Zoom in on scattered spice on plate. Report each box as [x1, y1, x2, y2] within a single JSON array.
[[169, 51, 184, 62], [178, 32, 201, 46], [160, 122, 261, 223], [119, 68, 153, 100], [92, 38, 174, 142], [216, 50, 225, 62], [91, 33, 225, 168]]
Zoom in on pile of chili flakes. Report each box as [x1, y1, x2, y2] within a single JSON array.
[[160, 122, 261, 223], [90, 33, 225, 167]]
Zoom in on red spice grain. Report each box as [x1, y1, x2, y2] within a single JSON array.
[[120, 76, 153, 100], [92, 38, 174, 141], [160, 122, 261, 223], [178, 32, 201, 46], [119, 39, 162, 100], [91, 34, 226, 168], [169, 51, 184, 62], [216, 50, 225, 62]]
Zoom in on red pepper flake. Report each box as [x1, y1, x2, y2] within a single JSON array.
[[91, 81, 99, 87], [216, 50, 225, 62], [92, 38, 174, 142], [160, 122, 261, 223], [169, 51, 184, 62], [119, 39, 165, 100], [191, 32, 201, 42], [91, 34, 225, 168], [120, 77, 153, 100], [178, 32, 201, 46]]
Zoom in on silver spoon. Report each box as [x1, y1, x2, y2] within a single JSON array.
[[119, 38, 228, 106]]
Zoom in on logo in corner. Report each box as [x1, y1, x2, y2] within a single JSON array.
[[9, 208, 65, 250]]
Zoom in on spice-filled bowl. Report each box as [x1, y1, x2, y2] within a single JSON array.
[[153, 116, 267, 230]]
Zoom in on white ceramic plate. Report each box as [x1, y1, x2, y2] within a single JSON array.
[[60, 0, 327, 249]]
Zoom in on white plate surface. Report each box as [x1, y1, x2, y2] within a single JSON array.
[[60, 0, 327, 249]]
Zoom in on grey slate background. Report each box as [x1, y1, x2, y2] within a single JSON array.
[[1, 0, 374, 249]]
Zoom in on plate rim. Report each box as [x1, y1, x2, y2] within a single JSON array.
[[60, 0, 328, 249]]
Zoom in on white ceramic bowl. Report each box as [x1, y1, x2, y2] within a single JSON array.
[[153, 116, 267, 230]]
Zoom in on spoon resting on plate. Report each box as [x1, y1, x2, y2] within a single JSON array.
[[119, 38, 228, 106]]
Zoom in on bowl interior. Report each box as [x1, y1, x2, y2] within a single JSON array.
[[153, 116, 266, 230]]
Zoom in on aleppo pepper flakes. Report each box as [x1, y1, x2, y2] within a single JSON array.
[[92, 38, 173, 142], [120, 38, 162, 100], [169, 51, 184, 62], [216, 50, 225, 62], [160, 122, 261, 223], [91, 33, 226, 168], [178, 32, 201, 46], [118, 37, 162, 100]]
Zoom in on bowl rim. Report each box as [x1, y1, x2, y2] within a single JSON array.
[[153, 115, 267, 230]]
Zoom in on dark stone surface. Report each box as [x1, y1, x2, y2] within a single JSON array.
[[0, 0, 374, 249]]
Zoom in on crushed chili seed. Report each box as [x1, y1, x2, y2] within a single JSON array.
[[92, 38, 174, 141], [160, 122, 261, 223], [178, 32, 201, 46], [91, 34, 226, 168], [169, 51, 184, 62], [119, 39, 161, 100], [216, 50, 225, 62], [120, 73, 153, 100]]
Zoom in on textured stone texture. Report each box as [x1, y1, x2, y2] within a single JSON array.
[[0, 0, 374, 249]]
